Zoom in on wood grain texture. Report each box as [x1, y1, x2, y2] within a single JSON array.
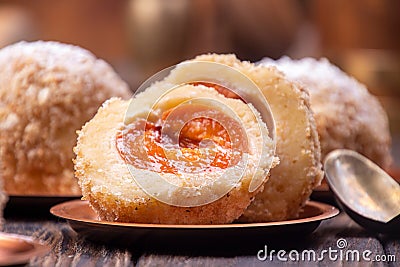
[[2, 211, 399, 266]]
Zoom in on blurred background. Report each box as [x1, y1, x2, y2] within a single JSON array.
[[0, 0, 399, 165]]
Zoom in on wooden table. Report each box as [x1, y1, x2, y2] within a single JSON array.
[[2, 202, 399, 267]]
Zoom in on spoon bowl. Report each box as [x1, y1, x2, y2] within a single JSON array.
[[324, 149, 400, 233]]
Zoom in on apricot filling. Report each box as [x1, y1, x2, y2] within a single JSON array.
[[116, 82, 250, 176], [116, 107, 246, 175]]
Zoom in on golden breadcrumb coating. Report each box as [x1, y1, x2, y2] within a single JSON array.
[[0, 41, 131, 195], [192, 54, 323, 222], [262, 57, 392, 170], [74, 82, 276, 224]]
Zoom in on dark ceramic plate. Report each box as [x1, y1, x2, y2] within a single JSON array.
[[7, 195, 81, 207], [5, 195, 81, 217]]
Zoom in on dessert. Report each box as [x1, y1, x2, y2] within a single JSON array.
[[75, 54, 323, 223], [261, 57, 392, 170], [0, 41, 131, 195], [75, 80, 276, 224]]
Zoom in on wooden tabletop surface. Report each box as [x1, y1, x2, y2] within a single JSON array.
[[2, 199, 399, 267]]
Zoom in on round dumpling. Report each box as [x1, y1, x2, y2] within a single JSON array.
[[261, 57, 392, 170], [192, 54, 323, 222], [0, 41, 131, 195]]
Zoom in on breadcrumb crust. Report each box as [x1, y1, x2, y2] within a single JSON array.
[[261, 57, 392, 170], [0, 41, 131, 195]]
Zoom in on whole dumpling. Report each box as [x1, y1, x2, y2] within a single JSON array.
[[0, 41, 131, 195], [261, 57, 392, 170]]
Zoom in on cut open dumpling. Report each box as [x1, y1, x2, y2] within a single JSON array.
[[74, 61, 276, 224]]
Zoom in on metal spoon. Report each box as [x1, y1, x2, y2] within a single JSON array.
[[324, 149, 400, 233]]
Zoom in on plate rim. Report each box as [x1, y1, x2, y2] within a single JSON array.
[[50, 200, 339, 229], [8, 194, 82, 198], [0, 232, 50, 266]]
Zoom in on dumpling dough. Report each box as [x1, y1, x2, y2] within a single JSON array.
[[192, 54, 323, 222]]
